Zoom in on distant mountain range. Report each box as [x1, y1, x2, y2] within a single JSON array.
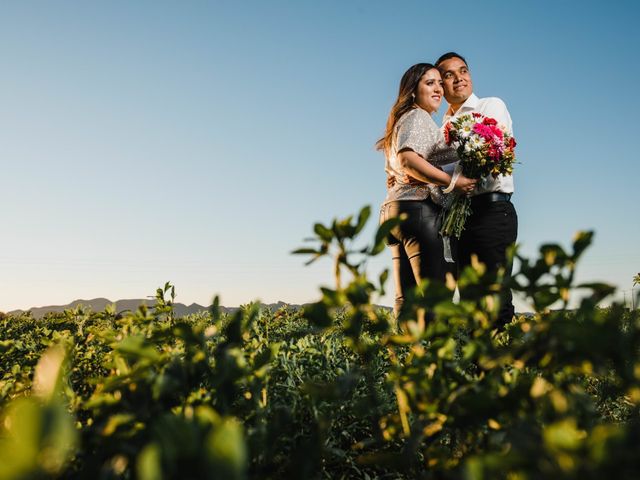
[[8, 298, 299, 319]]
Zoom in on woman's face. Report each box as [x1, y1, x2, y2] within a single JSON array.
[[414, 68, 443, 114]]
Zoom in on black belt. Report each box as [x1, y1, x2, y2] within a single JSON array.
[[471, 192, 512, 205]]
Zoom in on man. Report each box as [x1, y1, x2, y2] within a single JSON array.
[[436, 52, 518, 327]]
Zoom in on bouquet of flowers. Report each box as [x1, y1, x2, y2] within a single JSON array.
[[440, 113, 517, 238]]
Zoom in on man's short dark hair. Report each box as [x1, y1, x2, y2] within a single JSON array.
[[435, 52, 468, 68]]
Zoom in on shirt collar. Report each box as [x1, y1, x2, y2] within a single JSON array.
[[460, 93, 479, 111], [443, 93, 478, 125]]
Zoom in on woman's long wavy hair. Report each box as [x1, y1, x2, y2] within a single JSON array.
[[376, 63, 435, 158]]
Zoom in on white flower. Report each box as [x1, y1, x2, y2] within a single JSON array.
[[469, 135, 485, 149], [460, 124, 473, 138]]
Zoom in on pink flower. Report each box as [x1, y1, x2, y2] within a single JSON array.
[[489, 125, 503, 138], [473, 123, 496, 141]]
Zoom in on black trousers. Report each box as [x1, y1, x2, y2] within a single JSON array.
[[457, 196, 518, 327], [380, 199, 451, 320]]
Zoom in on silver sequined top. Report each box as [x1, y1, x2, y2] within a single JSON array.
[[383, 108, 459, 205]]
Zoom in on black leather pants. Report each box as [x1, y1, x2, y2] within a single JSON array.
[[380, 199, 450, 320]]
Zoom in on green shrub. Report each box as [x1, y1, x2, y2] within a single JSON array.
[[0, 206, 638, 479]]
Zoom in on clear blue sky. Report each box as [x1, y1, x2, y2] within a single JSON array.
[[1, 0, 639, 312]]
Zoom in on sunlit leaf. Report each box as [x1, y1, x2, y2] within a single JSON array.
[[371, 216, 404, 256], [314, 223, 333, 242], [205, 418, 247, 480], [291, 248, 319, 255], [354, 205, 371, 235], [137, 443, 163, 480], [303, 301, 332, 327], [572, 230, 594, 260]]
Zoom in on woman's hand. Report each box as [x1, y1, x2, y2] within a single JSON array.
[[453, 175, 476, 194], [387, 174, 426, 189]]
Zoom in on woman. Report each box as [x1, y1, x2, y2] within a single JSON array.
[[377, 63, 475, 319]]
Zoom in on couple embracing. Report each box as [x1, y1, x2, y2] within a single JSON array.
[[378, 52, 518, 328]]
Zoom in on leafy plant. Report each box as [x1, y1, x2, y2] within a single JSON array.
[[0, 205, 639, 479]]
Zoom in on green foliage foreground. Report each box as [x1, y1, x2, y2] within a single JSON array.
[[1, 206, 640, 479]]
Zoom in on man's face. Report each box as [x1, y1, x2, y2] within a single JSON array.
[[438, 57, 473, 106]]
